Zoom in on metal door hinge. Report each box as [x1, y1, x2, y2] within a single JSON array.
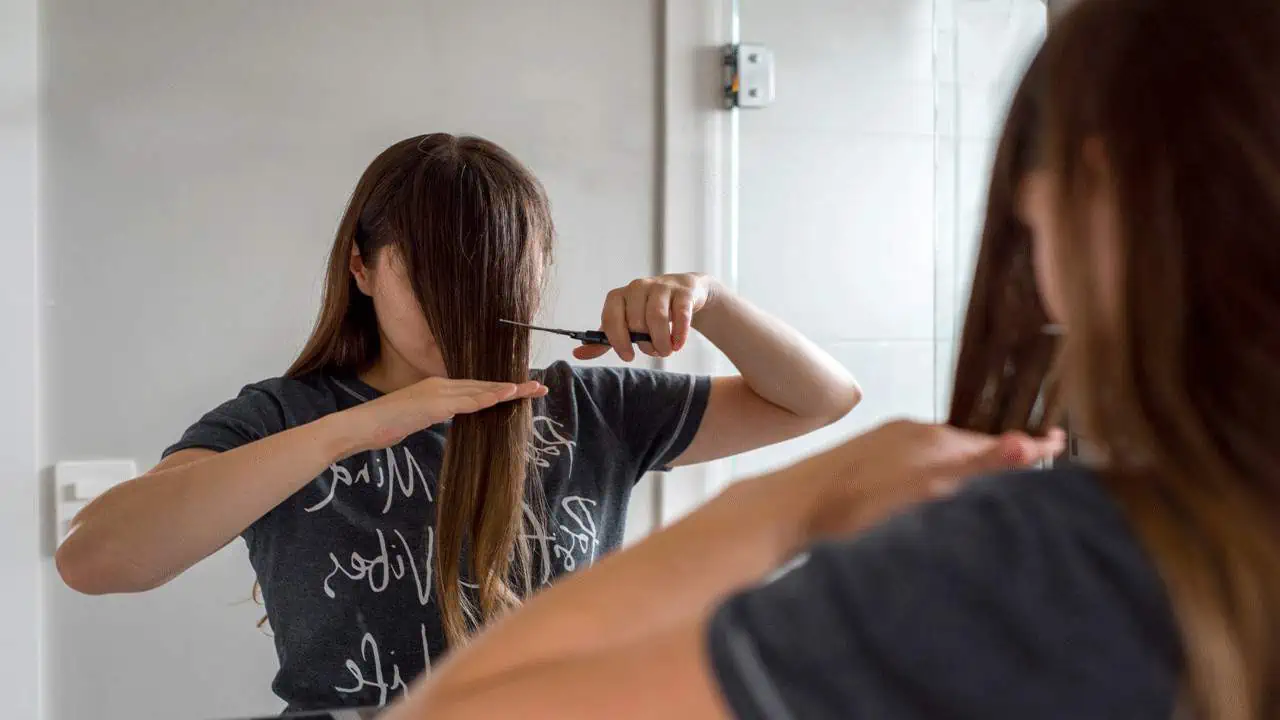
[[722, 43, 775, 109]]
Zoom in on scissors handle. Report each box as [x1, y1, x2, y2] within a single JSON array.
[[574, 330, 653, 346]]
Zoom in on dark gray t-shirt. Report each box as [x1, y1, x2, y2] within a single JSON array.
[[708, 467, 1183, 720], [165, 361, 710, 712]]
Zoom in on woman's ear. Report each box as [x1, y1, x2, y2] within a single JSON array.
[[350, 246, 374, 296]]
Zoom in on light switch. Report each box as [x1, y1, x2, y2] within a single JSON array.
[[71, 478, 115, 501], [55, 459, 137, 545]]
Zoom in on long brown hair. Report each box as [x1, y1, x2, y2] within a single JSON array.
[[289, 133, 554, 647], [948, 51, 1059, 436], [952, 1, 1280, 717]]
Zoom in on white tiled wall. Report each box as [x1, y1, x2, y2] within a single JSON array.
[[729, 341, 936, 479], [730, 0, 1045, 478]]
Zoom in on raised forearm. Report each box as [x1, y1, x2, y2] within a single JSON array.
[[695, 280, 860, 421]]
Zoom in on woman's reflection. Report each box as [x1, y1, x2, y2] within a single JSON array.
[[56, 134, 859, 712]]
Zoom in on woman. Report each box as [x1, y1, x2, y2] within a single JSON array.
[[384, 1, 1280, 718], [55, 134, 860, 712]]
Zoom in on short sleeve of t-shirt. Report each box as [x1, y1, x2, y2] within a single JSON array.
[[163, 379, 308, 457], [559, 363, 712, 475], [705, 468, 1183, 720]]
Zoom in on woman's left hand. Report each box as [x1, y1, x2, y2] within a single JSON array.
[[797, 420, 1067, 543], [573, 273, 718, 362]]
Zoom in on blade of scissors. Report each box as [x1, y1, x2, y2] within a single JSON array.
[[498, 319, 577, 339]]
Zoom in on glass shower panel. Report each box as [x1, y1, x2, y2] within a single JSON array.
[[724, 0, 1045, 483]]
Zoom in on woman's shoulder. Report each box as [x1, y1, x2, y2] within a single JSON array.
[[531, 361, 620, 406], [204, 373, 359, 427], [709, 465, 1181, 720], [532, 360, 708, 429], [827, 463, 1181, 666], [531, 360, 577, 387], [861, 465, 1152, 582], [533, 360, 703, 396], [165, 373, 348, 458], [533, 360, 628, 385], [236, 373, 347, 408], [947, 464, 1128, 534]]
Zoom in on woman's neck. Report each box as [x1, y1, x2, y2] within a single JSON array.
[[359, 347, 430, 394]]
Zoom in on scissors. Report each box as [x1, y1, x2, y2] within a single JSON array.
[[500, 319, 653, 346]]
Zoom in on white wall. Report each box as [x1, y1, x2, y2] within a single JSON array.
[[40, 2, 662, 718], [726, 0, 1045, 478], [0, 0, 41, 718]]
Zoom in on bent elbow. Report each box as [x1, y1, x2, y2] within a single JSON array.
[[820, 380, 862, 427], [844, 380, 864, 414], [55, 530, 160, 596], [56, 536, 113, 595]]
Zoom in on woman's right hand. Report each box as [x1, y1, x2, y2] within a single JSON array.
[[346, 377, 548, 451]]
